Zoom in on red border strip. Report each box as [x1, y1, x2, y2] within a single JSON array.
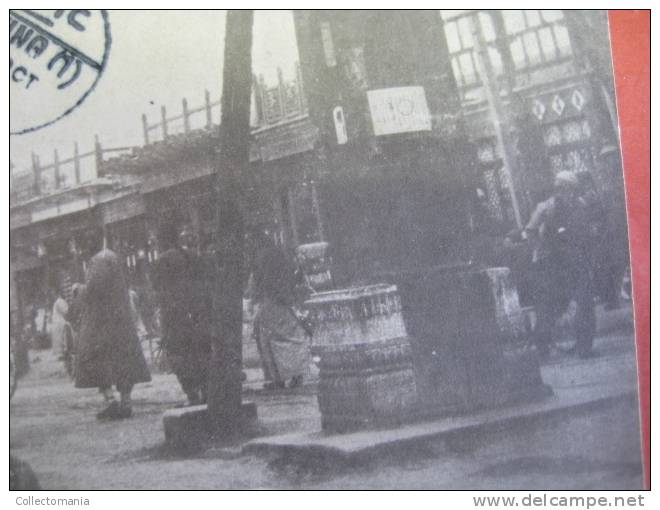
[[608, 10, 650, 489]]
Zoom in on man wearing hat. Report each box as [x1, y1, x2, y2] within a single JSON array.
[[524, 170, 597, 359]]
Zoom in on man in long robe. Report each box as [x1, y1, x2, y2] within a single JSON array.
[[75, 249, 151, 420], [154, 222, 211, 405], [50, 290, 69, 358], [252, 233, 310, 390]]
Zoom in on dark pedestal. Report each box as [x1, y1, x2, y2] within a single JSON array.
[[382, 264, 551, 418], [316, 337, 417, 432], [306, 285, 418, 433]]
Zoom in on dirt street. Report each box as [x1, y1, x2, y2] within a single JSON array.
[[10, 329, 643, 489]]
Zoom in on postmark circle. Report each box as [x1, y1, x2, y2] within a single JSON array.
[[10, 10, 111, 135]]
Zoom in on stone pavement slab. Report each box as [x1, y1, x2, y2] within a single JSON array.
[[243, 345, 639, 462]]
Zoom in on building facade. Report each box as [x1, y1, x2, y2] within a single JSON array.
[[10, 10, 626, 321]]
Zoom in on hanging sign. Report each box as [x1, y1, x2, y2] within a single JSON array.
[[367, 86, 432, 136], [333, 106, 348, 145]]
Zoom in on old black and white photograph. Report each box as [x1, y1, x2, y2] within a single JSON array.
[[9, 9, 646, 491]]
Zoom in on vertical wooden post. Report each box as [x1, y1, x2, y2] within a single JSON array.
[[490, 11, 517, 91], [252, 74, 264, 126], [161, 105, 169, 139], [142, 113, 150, 145], [205, 90, 213, 128], [471, 13, 523, 228], [182, 97, 191, 133], [53, 149, 61, 189], [277, 66, 286, 119], [94, 135, 103, 179], [31, 152, 41, 194], [287, 188, 300, 247], [73, 141, 81, 185], [208, 9, 254, 435], [295, 61, 306, 113], [258, 74, 268, 123]]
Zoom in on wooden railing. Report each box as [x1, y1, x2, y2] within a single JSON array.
[[12, 62, 308, 202], [142, 90, 221, 145], [141, 62, 307, 145], [10, 137, 133, 204]]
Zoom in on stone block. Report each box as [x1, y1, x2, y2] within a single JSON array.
[[162, 402, 257, 450], [383, 265, 550, 417]]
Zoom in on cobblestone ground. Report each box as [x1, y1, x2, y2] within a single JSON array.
[[10, 310, 643, 490]]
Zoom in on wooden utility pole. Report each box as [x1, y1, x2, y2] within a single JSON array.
[[470, 13, 524, 229], [207, 10, 254, 434]]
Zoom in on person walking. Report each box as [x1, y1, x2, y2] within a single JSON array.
[[67, 283, 85, 334], [128, 284, 148, 338], [525, 171, 597, 359], [75, 248, 151, 420], [154, 221, 211, 406], [51, 289, 69, 359], [251, 231, 311, 390]]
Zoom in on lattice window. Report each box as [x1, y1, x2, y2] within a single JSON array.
[[548, 148, 594, 174], [549, 154, 564, 172], [503, 10, 572, 70], [544, 125, 562, 147], [564, 148, 593, 173], [483, 168, 504, 220], [562, 120, 585, 143], [442, 11, 503, 88], [543, 118, 592, 149]]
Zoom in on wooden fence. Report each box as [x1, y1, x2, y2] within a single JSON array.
[[12, 62, 308, 201], [141, 62, 307, 145]]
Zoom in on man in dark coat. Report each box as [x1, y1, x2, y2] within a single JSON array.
[[154, 221, 211, 405], [525, 171, 597, 359], [75, 249, 151, 420]]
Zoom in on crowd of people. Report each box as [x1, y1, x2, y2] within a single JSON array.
[[29, 166, 628, 420], [44, 219, 314, 421]]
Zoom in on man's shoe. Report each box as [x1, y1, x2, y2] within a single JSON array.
[[96, 401, 121, 421]]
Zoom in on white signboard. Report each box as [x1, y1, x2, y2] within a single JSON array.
[[333, 106, 348, 145], [367, 86, 432, 136]]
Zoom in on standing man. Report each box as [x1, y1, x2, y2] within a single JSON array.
[[75, 247, 151, 420], [251, 231, 311, 390], [50, 288, 69, 359], [525, 171, 597, 359], [155, 220, 211, 406]]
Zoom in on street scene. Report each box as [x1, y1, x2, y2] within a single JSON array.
[[8, 308, 642, 489], [10, 10, 643, 490]]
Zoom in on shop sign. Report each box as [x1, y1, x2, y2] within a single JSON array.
[[367, 86, 431, 136], [254, 119, 318, 162]]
